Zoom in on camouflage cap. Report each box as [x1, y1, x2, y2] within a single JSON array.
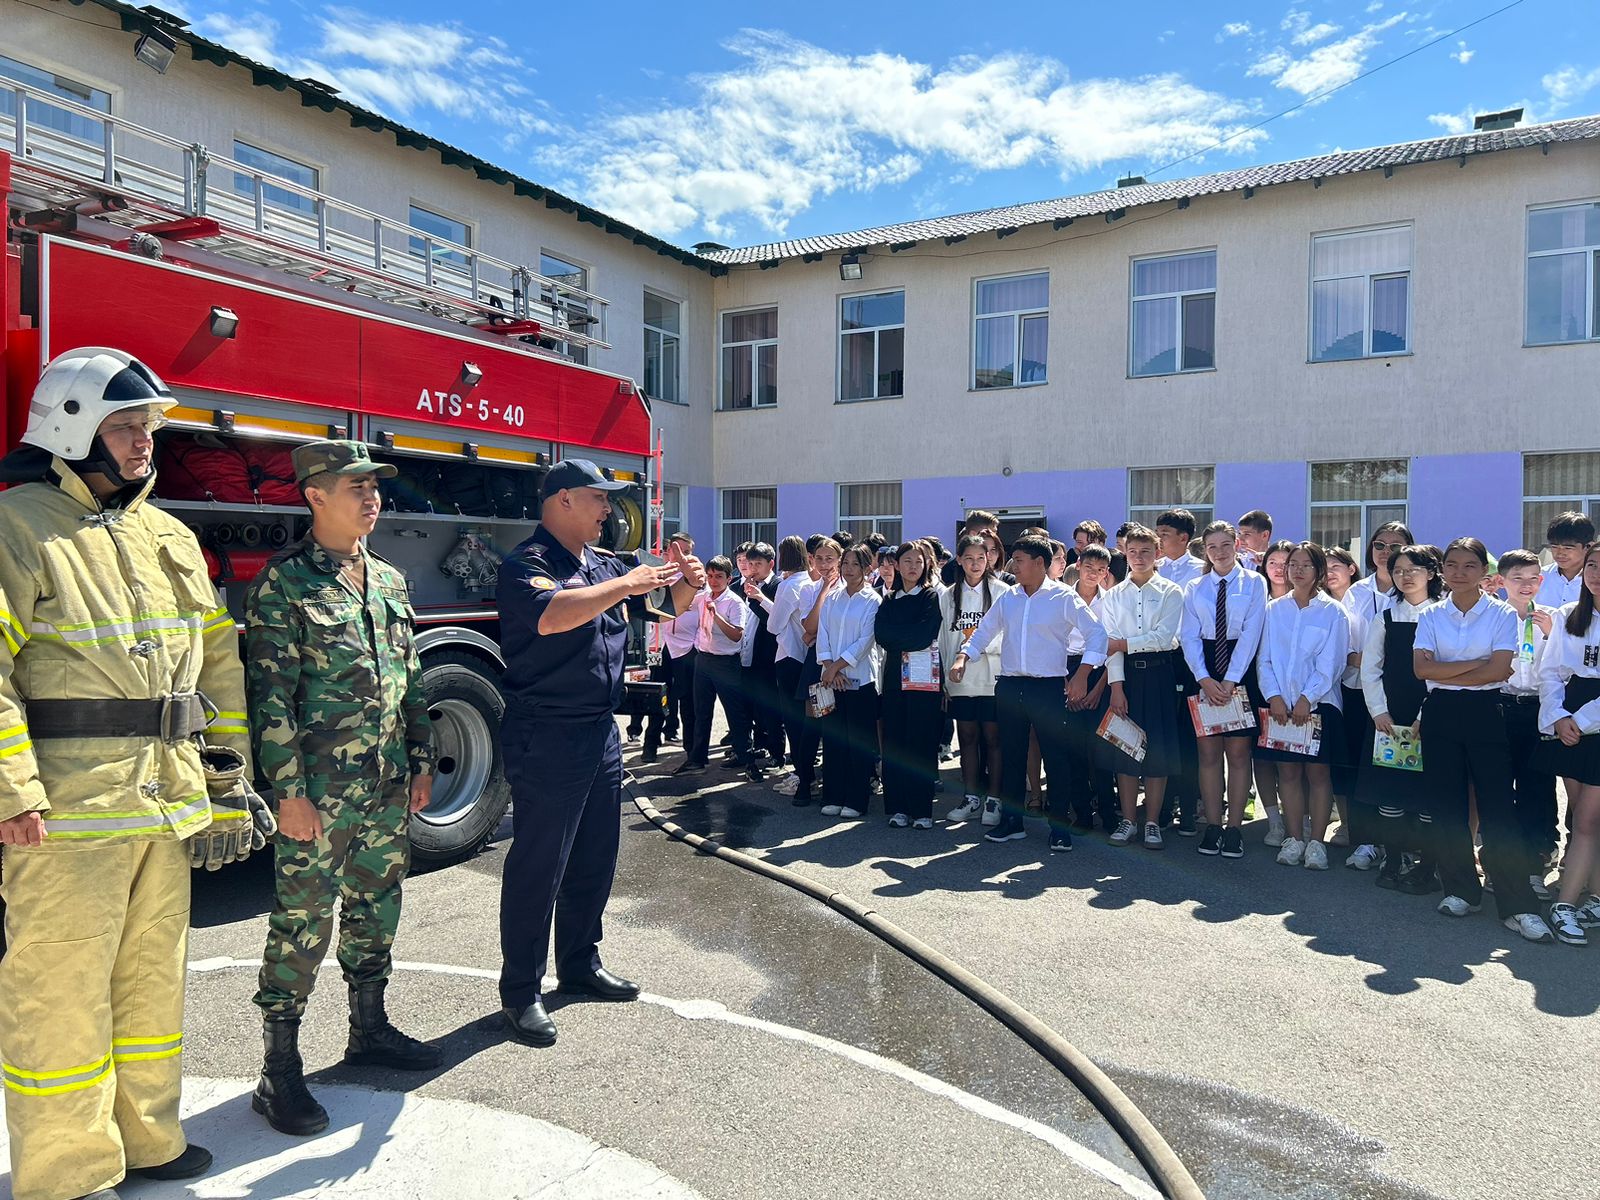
[[291, 439, 398, 484]]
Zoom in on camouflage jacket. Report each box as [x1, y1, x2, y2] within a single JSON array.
[[245, 538, 434, 802]]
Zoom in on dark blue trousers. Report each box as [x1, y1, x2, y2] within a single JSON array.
[[498, 715, 622, 1008]]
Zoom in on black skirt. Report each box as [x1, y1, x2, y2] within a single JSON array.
[[1334, 684, 1371, 795], [1255, 701, 1346, 764], [948, 693, 997, 723], [1105, 651, 1180, 776], [1537, 675, 1600, 786], [1199, 638, 1256, 740]]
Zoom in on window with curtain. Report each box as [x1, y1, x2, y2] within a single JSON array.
[[838, 482, 903, 545], [1526, 203, 1600, 346], [644, 293, 682, 404], [720, 487, 777, 555], [1128, 466, 1215, 528], [973, 273, 1048, 389], [1310, 226, 1412, 361], [1131, 251, 1216, 377], [408, 204, 471, 267], [1524, 452, 1600, 549], [840, 291, 905, 401], [720, 308, 777, 410], [1309, 459, 1408, 555], [231, 140, 320, 216], [0, 54, 109, 145]]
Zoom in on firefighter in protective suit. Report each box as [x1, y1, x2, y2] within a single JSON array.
[[0, 348, 269, 1200]]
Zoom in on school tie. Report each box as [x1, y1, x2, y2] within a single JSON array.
[[1213, 577, 1232, 680]]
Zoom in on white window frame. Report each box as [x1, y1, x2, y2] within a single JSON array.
[[837, 481, 903, 544], [657, 483, 684, 542], [1525, 199, 1600, 347], [1307, 459, 1410, 553], [644, 291, 683, 405], [718, 306, 778, 411], [538, 248, 593, 365], [1308, 224, 1413, 362], [1522, 452, 1600, 550], [0, 52, 113, 145], [407, 201, 472, 267], [1129, 249, 1217, 378], [1128, 465, 1216, 529], [971, 271, 1049, 390], [719, 487, 778, 557], [230, 137, 322, 216], [838, 289, 905, 402]]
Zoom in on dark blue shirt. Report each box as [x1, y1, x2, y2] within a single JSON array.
[[499, 525, 630, 722]]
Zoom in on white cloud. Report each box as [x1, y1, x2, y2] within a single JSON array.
[[1366, 1, 1384, 10], [192, 13, 282, 66], [1451, 41, 1474, 66], [1250, 13, 1407, 101], [1220, 21, 1254, 37], [552, 31, 1268, 239], [1542, 65, 1600, 109]]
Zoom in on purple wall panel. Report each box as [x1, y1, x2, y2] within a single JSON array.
[[1215, 461, 1308, 541], [902, 468, 1128, 543], [777, 482, 836, 541], [1409, 452, 1522, 553], [686, 485, 716, 556]]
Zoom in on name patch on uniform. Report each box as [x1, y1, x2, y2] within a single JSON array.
[[530, 577, 558, 591], [1585, 645, 1599, 669]]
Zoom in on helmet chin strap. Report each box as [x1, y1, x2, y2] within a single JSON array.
[[77, 434, 149, 490]]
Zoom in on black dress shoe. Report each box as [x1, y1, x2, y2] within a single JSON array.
[[128, 1143, 213, 1181], [558, 967, 640, 1002], [502, 1001, 557, 1046]]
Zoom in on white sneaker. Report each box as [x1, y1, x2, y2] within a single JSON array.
[[1438, 895, 1482, 918], [1275, 837, 1305, 866], [839, 807, 863, 820], [1576, 894, 1600, 928], [981, 797, 1002, 827], [1143, 822, 1164, 849], [1303, 840, 1329, 871], [1549, 902, 1589, 945], [1503, 913, 1555, 943], [912, 816, 934, 830], [819, 804, 842, 816], [1264, 812, 1287, 848], [1345, 844, 1382, 871], [947, 795, 982, 822], [888, 812, 910, 828], [771, 773, 799, 796], [1109, 819, 1137, 845]]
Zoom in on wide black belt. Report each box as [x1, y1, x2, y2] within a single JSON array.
[[28, 693, 217, 741]]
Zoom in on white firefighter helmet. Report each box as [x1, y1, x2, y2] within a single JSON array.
[[22, 347, 174, 460]]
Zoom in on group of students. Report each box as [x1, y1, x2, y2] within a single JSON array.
[[632, 506, 1600, 950]]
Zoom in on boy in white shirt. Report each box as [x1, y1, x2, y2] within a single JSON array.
[[1501, 548, 1559, 894]]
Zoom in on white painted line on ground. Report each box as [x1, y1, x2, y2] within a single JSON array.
[[187, 957, 1158, 1199]]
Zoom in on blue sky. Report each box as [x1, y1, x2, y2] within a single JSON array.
[[177, 0, 1599, 249]]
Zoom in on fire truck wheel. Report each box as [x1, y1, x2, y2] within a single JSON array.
[[411, 650, 510, 863]]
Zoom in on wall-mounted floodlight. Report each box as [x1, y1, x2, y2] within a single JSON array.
[[208, 305, 239, 339]]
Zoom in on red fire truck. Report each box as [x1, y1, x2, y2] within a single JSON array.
[[1, 80, 662, 862]]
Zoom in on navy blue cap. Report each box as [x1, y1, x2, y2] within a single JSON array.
[[542, 458, 628, 498]]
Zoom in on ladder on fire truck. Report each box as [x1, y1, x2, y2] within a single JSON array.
[[1, 78, 610, 359]]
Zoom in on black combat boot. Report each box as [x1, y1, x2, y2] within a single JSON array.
[[252, 1018, 330, 1136], [345, 980, 442, 1070]]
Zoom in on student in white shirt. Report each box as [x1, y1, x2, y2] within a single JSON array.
[[1235, 510, 1274, 572], [657, 534, 700, 755], [1100, 525, 1184, 849], [768, 536, 813, 793], [1346, 522, 1410, 622], [875, 540, 946, 830], [1257, 543, 1350, 871], [940, 535, 1008, 825], [1498, 549, 1560, 894], [1322, 546, 1367, 851], [1179, 521, 1269, 860], [952, 535, 1107, 849], [1536, 542, 1600, 944], [1062, 545, 1117, 836], [1251, 539, 1295, 848], [1155, 508, 1204, 834], [782, 537, 843, 807], [1535, 510, 1593, 609], [679, 556, 750, 774], [816, 544, 883, 821], [1415, 538, 1553, 942]]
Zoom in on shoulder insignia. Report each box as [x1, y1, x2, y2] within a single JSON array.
[[530, 576, 558, 591]]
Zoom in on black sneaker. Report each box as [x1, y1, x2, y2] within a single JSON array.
[[985, 818, 1027, 843], [1396, 863, 1442, 895], [1221, 827, 1245, 859], [721, 756, 753, 770], [672, 761, 707, 776], [790, 788, 812, 808], [1049, 830, 1073, 853], [1198, 825, 1223, 856], [1375, 856, 1403, 890], [1176, 812, 1199, 836]]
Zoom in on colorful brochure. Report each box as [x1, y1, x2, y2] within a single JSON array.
[[1097, 711, 1147, 763], [902, 647, 942, 692], [1257, 709, 1322, 756], [1187, 692, 1257, 736], [807, 683, 836, 719], [1372, 725, 1423, 771]]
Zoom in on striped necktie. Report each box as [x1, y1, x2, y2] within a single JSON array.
[[1212, 576, 1232, 680]]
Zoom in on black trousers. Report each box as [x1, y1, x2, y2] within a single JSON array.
[[667, 647, 697, 745], [499, 715, 621, 1007], [1062, 660, 1115, 826], [995, 675, 1076, 830], [745, 659, 786, 762], [1420, 689, 1540, 918], [778, 654, 823, 790], [1163, 658, 1201, 824], [880, 677, 943, 821], [822, 684, 879, 813], [1505, 694, 1558, 864], [691, 652, 750, 765]]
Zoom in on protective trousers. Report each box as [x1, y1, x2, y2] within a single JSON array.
[[0, 839, 190, 1200], [254, 778, 411, 1018]]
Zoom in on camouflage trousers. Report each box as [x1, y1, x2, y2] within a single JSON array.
[[253, 777, 411, 1019]]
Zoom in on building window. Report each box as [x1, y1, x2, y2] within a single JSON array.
[[840, 291, 904, 401], [1309, 459, 1408, 555], [1129, 466, 1215, 529], [719, 308, 777, 410], [657, 484, 683, 542], [1131, 251, 1216, 377], [973, 273, 1048, 389], [0, 54, 109, 145], [1310, 225, 1412, 361], [408, 204, 470, 267], [642, 293, 682, 405], [1523, 452, 1600, 549], [838, 482, 903, 545], [231, 140, 320, 216], [721, 487, 777, 556], [539, 251, 592, 365], [1526, 202, 1600, 346]]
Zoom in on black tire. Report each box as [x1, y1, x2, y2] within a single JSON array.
[[411, 650, 510, 864]]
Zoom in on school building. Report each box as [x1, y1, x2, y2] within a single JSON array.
[[7, 0, 1600, 559]]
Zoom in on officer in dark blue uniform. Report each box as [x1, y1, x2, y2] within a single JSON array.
[[497, 459, 703, 1046]]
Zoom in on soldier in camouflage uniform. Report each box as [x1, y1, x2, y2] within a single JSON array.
[[244, 440, 440, 1138]]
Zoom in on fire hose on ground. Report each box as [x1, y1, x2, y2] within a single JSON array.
[[626, 779, 1206, 1200]]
